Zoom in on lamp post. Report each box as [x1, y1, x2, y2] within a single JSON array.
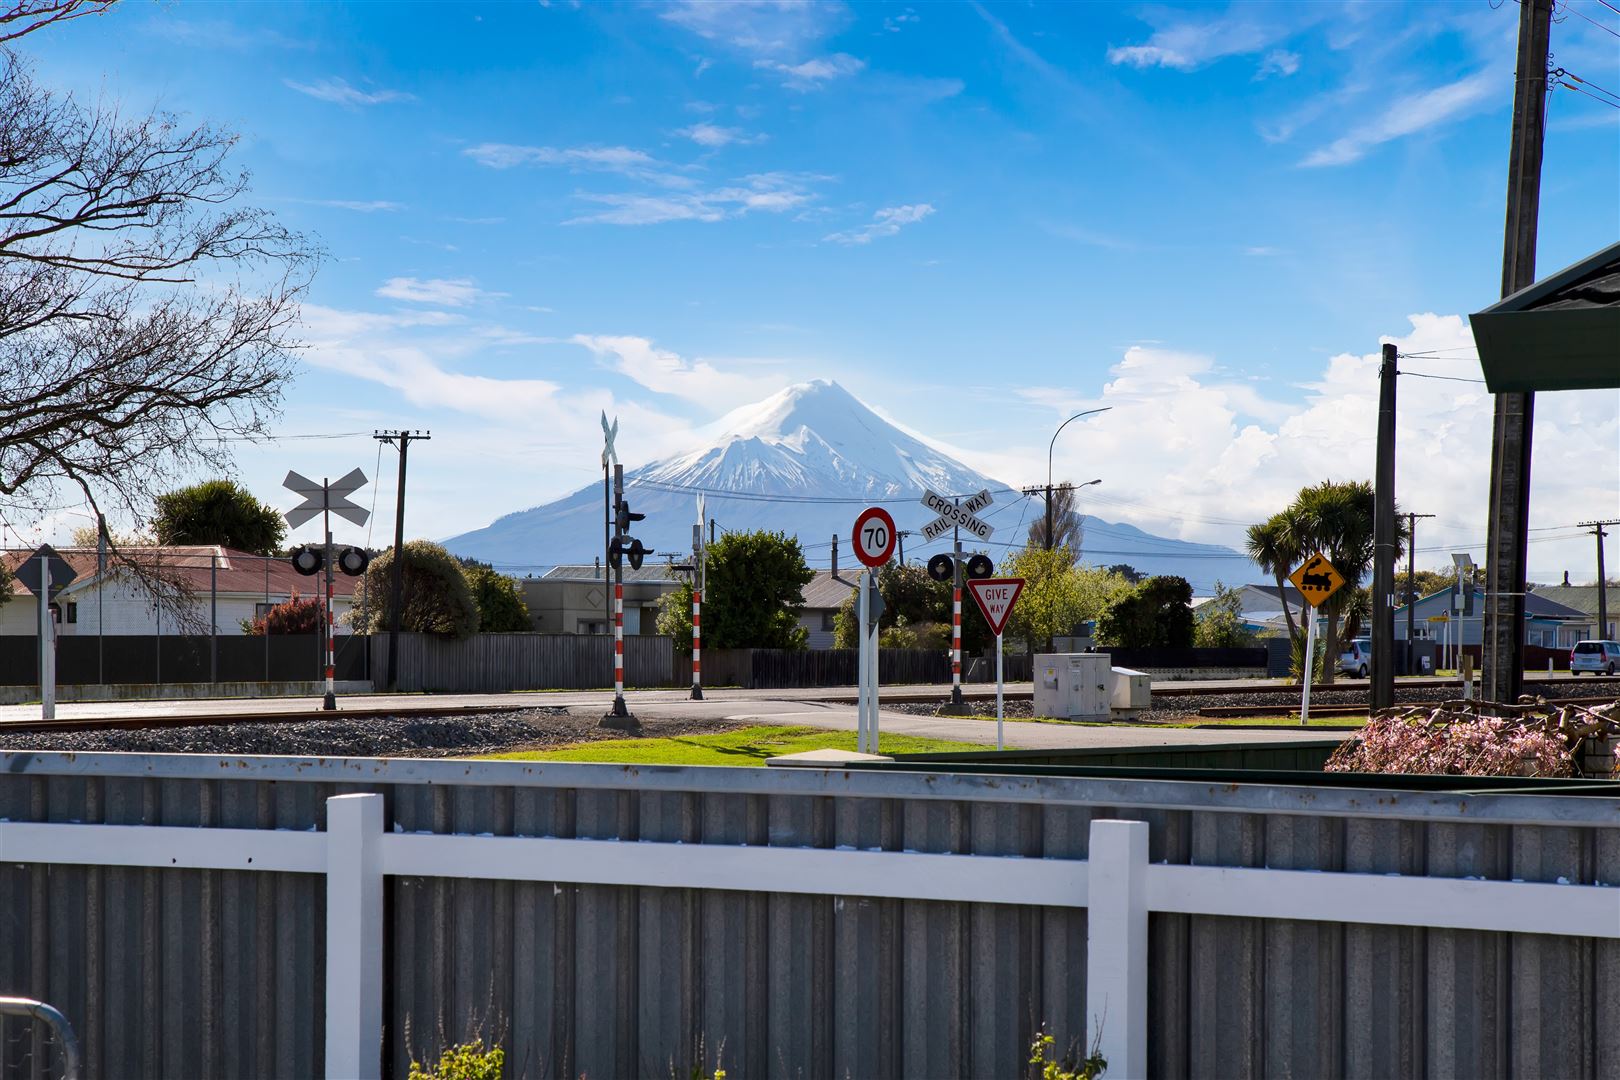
[[1044, 407, 1110, 552]]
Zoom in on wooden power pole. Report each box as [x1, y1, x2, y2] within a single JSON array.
[[1371, 344, 1398, 710], [1483, 0, 1552, 705]]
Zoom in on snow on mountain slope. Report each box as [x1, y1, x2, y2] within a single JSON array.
[[443, 380, 1257, 589]]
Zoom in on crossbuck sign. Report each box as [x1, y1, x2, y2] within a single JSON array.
[[919, 488, 995, 542]]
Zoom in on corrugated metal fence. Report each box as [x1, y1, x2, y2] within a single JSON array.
[[372, 633, 674, 691], [0, 753, 1616, 1078]]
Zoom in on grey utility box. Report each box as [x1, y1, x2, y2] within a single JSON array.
[[1034, 653, 1113, 721]]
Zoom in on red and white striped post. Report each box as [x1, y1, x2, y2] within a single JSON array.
[[613, 582, 625, 700], [690, 588, 703, 700], [323, 526, 336, 710], [952, 584, 962, 696]]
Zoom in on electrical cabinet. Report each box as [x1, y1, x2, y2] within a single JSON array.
[[1033, 653, 1112, 721]]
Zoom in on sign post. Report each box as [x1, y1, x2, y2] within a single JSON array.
[[851, 507, 897, 753], [691, 493, 705, 701], [967, 576, 1025, 750], [15, 545, 76, 721], [1288, 552, 1346, 725], [285, 468, 370, 710]]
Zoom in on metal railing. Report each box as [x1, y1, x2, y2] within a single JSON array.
[[0, 998, 81, 1080]]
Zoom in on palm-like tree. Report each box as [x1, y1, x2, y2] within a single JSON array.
[[1282, 480, 1407, 685], [1245, 514, 1303, 646]]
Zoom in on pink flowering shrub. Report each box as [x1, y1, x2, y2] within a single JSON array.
[[1327, 713, 1575, 778]]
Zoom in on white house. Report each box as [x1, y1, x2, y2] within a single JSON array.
[[1, 546, 358, 636]]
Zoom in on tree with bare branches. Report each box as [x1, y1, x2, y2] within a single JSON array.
[[0, 5, 316, 546]]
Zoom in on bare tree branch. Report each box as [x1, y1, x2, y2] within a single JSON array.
[[0, 41, 318, 584], [0, 1, 116, 45]]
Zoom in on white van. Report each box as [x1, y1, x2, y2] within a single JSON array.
[[1570, 640, 1620, 675]]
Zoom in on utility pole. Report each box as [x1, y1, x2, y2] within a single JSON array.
[[897, 530, 908, 566], [1371, 344, 1399, 710], [374, 430, 430, 692], [1404, 512, 1435, 677], [1579, 520, 1618, 639], [1484, 0, 1552, 705]]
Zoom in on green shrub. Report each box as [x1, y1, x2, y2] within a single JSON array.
[[407, 1041, 504, 1080], [1029, 1027, 1106, 1080]]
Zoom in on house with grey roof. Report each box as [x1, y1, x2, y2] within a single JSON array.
[[797, 569, 859, 649], [520, 562, 686, 636], [1529, 581, 1617, 640]]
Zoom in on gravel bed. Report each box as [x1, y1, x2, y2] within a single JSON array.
[[0, 708, 747, 758], [887, 679, 1619, 724]]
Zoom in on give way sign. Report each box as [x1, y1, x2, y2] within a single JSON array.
[[967, 577, 1025, 637]]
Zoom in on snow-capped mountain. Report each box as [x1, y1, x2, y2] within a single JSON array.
[[443, 380, 1256, 588]]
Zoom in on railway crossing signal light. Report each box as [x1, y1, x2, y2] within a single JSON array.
[[615, 498, 645, 534], [290, 545, 323, 576], [928, 552, 994, 582], [337, 547, 370, 577], [927, 553, 954, 582], [608, 535, 652, 571], [965, 553, 993, 580]]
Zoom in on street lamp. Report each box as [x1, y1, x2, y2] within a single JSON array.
[[1045, 408, 1110, 551]]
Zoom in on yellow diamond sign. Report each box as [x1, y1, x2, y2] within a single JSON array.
[[1288, 552, 1346, 608]]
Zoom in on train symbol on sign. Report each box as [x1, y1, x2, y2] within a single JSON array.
[[1288, 552, 1346, 605]]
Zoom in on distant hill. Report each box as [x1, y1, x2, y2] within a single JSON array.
[[443, 380, 1258, 590]]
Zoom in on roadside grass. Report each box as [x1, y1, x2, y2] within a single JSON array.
[[1190, 715, 1368, 728], [479, 725, 986, 766]]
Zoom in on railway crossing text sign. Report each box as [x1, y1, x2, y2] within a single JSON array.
[[919, 488, 994, 542]]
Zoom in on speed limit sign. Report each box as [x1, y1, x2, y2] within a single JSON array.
[[851, 506, 897, 568]]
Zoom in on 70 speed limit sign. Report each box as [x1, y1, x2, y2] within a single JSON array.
[[851, 506, 897, 568]]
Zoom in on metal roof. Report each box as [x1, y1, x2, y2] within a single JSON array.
[[540, 563, 684, 584], [801, 569, 859, 610], [1471, 240, 1620, 392]]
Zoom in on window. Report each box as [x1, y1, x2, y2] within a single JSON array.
[[255, 602, 274, 621], [821, 611, 835, 632], [65, 602, 77, 624]]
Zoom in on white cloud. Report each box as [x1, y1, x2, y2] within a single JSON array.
[[1107, 11, 1292, 72], [375, 277, 503, 307], [661, 0, 847, 57], [570, 335, 786, 408], [565, 172, 819, 226], [284, 77, 415, 107], [754, 53, 865, 89], [1301, 69, 1499, 166], [299, 199, 404, 213], [1257, 49, 1301, 79], [823, 203, 934, 245], [460, 142, 692, 186], [675, 123, 761, 147], [1014, 316, 1617, 581], [885, 9, 919, 32]]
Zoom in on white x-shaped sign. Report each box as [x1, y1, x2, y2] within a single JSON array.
[[283, 468, 370, 529], [601, 412, 619, 468]]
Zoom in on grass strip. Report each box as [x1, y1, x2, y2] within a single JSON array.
[[479, 725, 987, 766]]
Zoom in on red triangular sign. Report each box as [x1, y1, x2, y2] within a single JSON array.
[[967, 577, 1025, 637]]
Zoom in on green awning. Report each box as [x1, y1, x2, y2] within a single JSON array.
[[1470, 241, 1620, 393]]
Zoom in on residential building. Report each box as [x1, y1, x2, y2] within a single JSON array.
[[1190, 584, 1308, 637], [1529, 581, 1618, 640], [1393, 588, 1592, 649], [1, 547, 357, 636], [521, 563, 684, 635], [797, 570, 859, 649]]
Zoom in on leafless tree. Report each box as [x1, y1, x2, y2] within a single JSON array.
[[1, 3, 316, 621], [1026, 483, 1086, 561], [1, 1, 115, 45]]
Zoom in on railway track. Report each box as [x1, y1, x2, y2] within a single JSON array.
[[1198, 693, 1620, 719], [0, 702, 530, 737]]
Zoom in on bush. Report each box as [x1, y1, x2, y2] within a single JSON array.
[[244, 593, 322, 635], [1028, 1027, 1106, 1080], [1326, 713, 1576, 777], [349, 540, 478, 639], [407, 1041, 504, 1080], [463, 565, 531, 632], [1096, 575, 1194, 648]]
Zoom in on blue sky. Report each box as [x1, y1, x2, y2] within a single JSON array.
[[21, 1, 1620, 579]]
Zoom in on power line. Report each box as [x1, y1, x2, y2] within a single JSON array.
[[1402, 371, 1489, 384], [1559, 1, 1620, 37]]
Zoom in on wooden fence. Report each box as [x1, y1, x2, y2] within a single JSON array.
[[370, 633, 674, 692]]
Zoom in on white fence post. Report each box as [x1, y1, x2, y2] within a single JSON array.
[[326, 793, 384, 1080], [1087, 819, 1148, 1080]]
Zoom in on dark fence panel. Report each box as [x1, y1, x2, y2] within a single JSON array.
[[1096, 646, 1268, 669], [1, 634, 368, 686], [374, 633, 674, 692]]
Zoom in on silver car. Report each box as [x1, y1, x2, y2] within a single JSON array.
[[1338, 637, 1371, 678], [1570, 640, 1620, 675]]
